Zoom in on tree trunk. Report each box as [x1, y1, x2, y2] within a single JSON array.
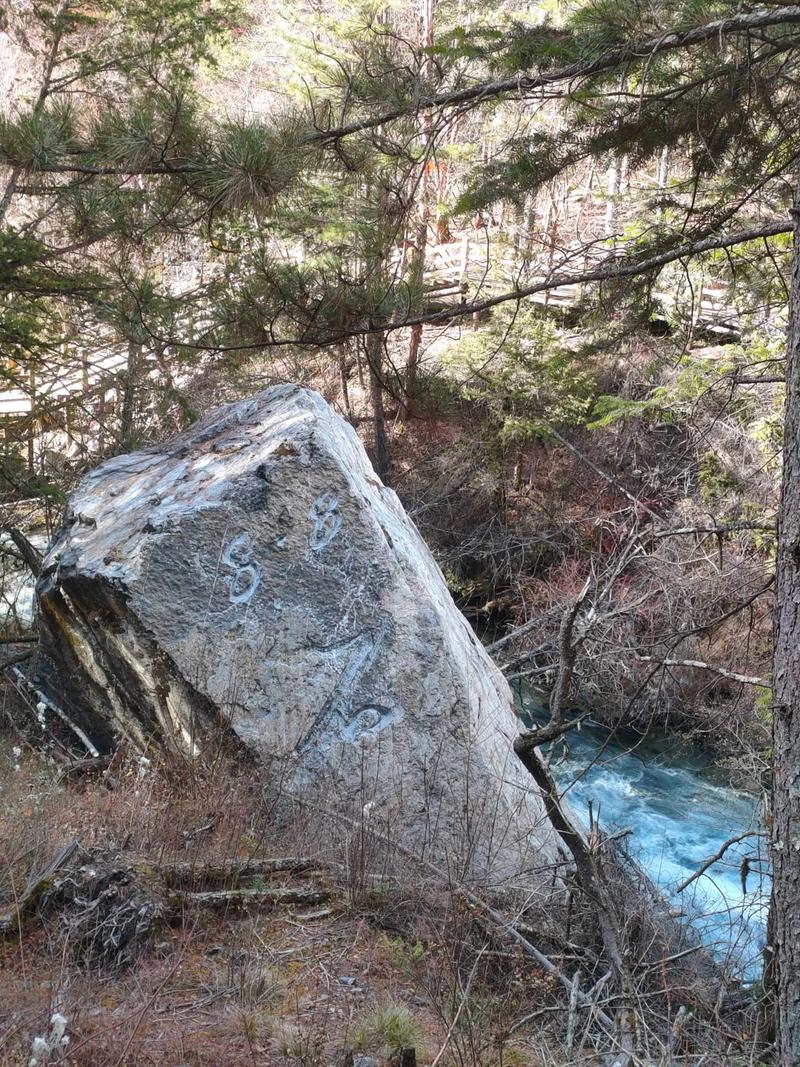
[[656, 145, 670, 189], [366, 333, 389, 482], [121, 341, 140, 445], [400, 0, 437, 423], [605, 155, 621, 239], [403, 321, 423, 422], [338, 343, 352, 420], [772, 177, 800, 1065], [27, 364, 36, 474], [98, 389, 107, 454]]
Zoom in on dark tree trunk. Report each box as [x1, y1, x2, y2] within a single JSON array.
[[337, 343, 352, 420], [366, 333, 389, 483], [772, 180, 800, 1065]]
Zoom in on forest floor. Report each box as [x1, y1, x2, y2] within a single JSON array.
[[0, 739, 565, 1067]]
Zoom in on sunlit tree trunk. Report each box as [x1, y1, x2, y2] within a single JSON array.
[[604, 155, 621, 239], [656, 145, 670, 189], [27, 364, 36, 474], [120, 341, 140, 445]]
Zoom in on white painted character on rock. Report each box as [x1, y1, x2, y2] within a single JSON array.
[[221, 530, 262, 606], [308, 492, 342, 551]]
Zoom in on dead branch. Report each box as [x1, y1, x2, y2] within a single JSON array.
[[1, 525, 42, 576], [512, 571, 644, 1062], [0, 837, 81, 935], [635, 654, 770, 688], [651, 522, 776, 539], [485, 621, 546, 653], [545, 428, 666, 526], [548, 581, 591, 725], [456, 884, 615, 1032], [513, 735, 627, 982], [675, 831, 765, 893]]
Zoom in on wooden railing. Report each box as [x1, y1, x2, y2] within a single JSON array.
[[0, 238, 741, 424], [1, 350, 133, 419]]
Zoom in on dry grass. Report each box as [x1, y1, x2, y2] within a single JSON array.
[[0, 738, 572, 1067]]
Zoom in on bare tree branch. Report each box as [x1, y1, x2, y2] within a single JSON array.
[[675, 831, 765, 893], [635, 654, 770, 688], [1, 525, 42, 576]]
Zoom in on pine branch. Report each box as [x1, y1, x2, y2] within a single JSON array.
[[314, 6, 800, 144], [0, 0, 70, 223], [11, 161, 202, 176], [290, 218, 793, 344], [12, 7, 800, 181]]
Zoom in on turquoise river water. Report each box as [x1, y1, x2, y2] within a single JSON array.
[[518, 687, 769, 980]]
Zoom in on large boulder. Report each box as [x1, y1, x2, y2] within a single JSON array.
[[36, 385, 558, 883]]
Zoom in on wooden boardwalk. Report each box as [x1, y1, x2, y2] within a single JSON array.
[[1, 350, 132, 419], [1, 238, 739, 423], [400, 235, 740, 334]]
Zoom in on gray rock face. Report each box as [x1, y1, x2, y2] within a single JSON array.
[[36, 385, 558, 882]]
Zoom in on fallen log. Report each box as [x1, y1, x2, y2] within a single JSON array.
[[159, 856, 316, 888], [167, 886, 332, 911]]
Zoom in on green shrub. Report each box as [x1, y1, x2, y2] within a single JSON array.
[[354, 1002, 421, 1052]]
